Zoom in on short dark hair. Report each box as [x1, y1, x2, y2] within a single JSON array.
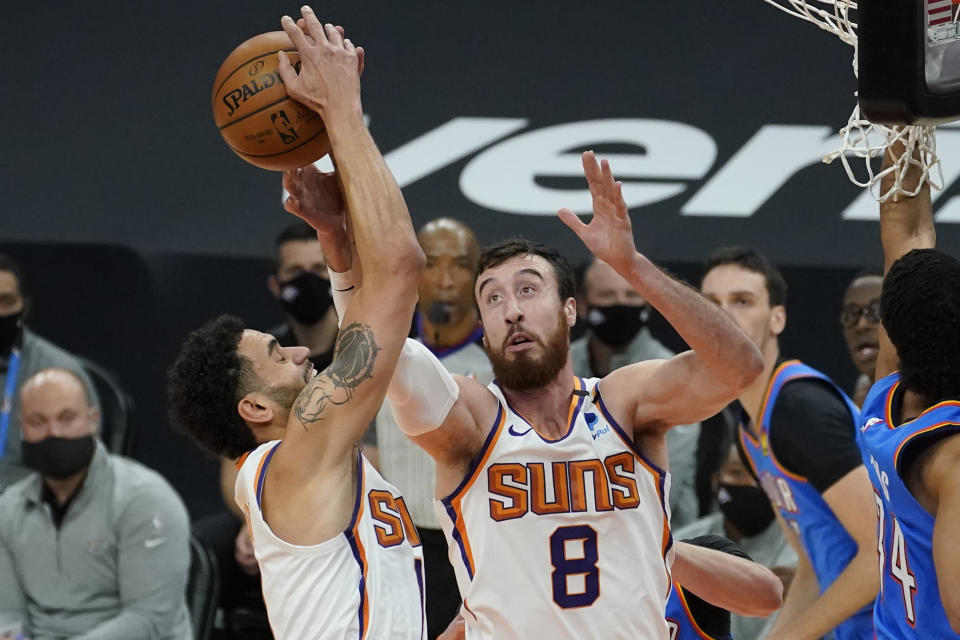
[[476, 238, 576, 302], [881, 248, 960, 401], [702, 246, 788, 307], [274, 221, 319, 270], [167, 315, 259, 459], [0, 253, 26, 297]]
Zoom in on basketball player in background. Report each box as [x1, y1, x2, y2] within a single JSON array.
[[168, 9, 427, 638], [859, 144, 960, 637], [700, 248, 877, 639], [352, 151, 764, 639]]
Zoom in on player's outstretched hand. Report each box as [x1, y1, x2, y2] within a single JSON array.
[[278, 6, 365, 120], [283, 164, 351, 272], [558, 151, 638, 270]]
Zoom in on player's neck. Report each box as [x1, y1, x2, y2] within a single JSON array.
[[420, 309, 479, 350], [899, 388, 936, 424], [740, 343, 781, 427], [501, 359, 577, 439], [290, 310, 338, 356]]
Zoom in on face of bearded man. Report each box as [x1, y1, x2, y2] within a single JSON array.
[[485, 310, 570, 391]]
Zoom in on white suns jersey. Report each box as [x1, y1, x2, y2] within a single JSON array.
[[236, 441, 426, 640], [435, 377, 675, 640]]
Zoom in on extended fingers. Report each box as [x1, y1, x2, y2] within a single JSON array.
[[299, 6, 328, 43], [280, 15, 311, 52]]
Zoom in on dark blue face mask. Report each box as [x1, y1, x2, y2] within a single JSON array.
[[21, 434, 96, 479]]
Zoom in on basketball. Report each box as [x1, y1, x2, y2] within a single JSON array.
[[212, 31, 330, 171]]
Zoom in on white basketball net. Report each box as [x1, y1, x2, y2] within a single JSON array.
[[761, 0, 942, 201]]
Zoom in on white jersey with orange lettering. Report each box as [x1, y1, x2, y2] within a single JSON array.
[[235, 441, 426, 640], [435, 377, 674, 640]]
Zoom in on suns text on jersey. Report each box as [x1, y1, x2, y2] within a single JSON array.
[[487, 452, 642, 520]]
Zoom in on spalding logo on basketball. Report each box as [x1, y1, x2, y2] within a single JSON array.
[[212, 31, 331, 171]]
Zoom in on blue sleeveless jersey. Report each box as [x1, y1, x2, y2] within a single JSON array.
[[664, 582, 729, 640], [859, 371, 960, 638], [738, 360, 872, 640]]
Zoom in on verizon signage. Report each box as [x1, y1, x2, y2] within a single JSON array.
[[368, 117, 960, 223]]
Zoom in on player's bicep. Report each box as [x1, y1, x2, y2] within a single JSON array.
[[410, 375, 495, 466], [927, 435, 960, 628], [607, 352, 744, 432], [285, 289, 415, 463]]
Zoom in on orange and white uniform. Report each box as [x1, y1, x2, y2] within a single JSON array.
[[236, 441, 426, 640], [436, 377, 674, 640]]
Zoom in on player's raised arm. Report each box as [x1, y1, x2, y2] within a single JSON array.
[[273, 10, 424, 467], [558, 152, 763, 432], [875, 142, 935, 380]]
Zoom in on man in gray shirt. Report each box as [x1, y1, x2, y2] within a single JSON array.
[[0, 254, 99, 493], [570, 257, 700, 526], [0, 368, 191, 640]]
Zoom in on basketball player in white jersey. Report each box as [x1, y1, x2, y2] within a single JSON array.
[[358, 152, 765, 639], [168, 8, 427, 639]]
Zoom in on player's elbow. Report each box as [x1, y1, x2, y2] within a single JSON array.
[[751, 571, 784, 617], [728, 341, 764, 391]]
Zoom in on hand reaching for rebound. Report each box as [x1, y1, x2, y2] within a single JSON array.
[[558, 151, 638, 270]]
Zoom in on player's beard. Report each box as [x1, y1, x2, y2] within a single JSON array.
[[486, 311, 570, 392]]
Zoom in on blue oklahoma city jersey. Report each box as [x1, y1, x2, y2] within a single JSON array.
[[738, 360, 872, 640], [859, 372, 960, 638], [664, 582, 729, 640]]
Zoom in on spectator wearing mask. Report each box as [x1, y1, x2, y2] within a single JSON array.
[[267, 220, 339, 370], [570, 257, 700, 526], [0, 368, 191, 639], [0, 254, 99, 493], [374, 217, 494, 639], [674, 444, 797, 639]]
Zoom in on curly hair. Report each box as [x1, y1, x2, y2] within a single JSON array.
[[167, 315, 259, 459], [881, 248, 960, 402]]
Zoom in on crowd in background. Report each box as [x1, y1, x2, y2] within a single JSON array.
[[0, 213, 884, 640]]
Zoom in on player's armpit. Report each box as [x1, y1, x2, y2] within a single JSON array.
[[409, 375, 501, 498], [925, 433, 960, 632]]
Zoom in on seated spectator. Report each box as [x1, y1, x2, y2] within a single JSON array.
[[840, 268, 883, 407], [674, 444, 797, 640], [570, 257, 699, 526], [0, 368, 191, 639], [0, 254, 99, 493]]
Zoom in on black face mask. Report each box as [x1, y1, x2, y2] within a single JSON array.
[[587, 304, 648, 347], [21, 434, 96, 479], [278, 272, 333, 325], [0, 310, 24, 354], [717, 483, 776, 537]]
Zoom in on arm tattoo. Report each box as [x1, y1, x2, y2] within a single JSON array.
[[295, 322, 379, 429]]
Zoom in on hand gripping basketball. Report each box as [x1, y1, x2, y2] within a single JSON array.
[[558, 151, 638, 271], [277, 6, 365, 121]]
